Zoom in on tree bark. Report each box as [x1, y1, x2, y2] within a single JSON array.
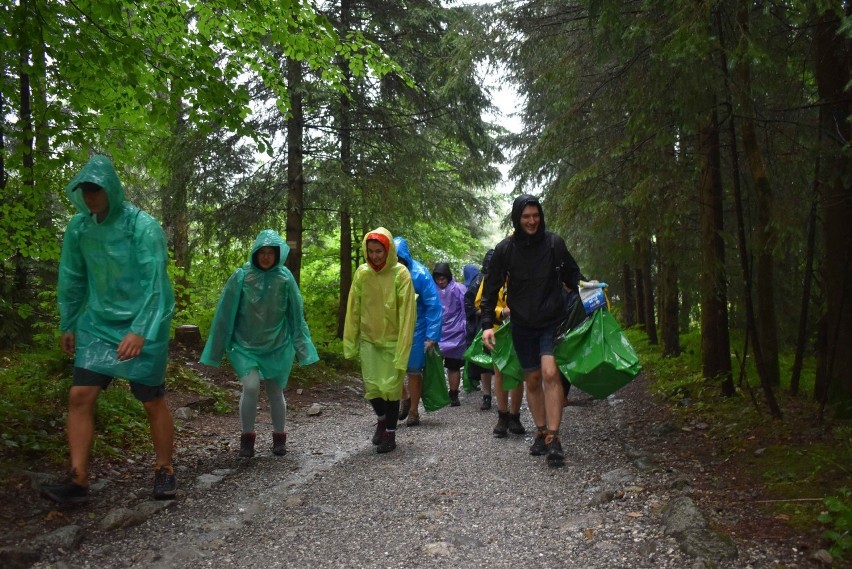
[[336, 0, 354, 339], [659, 235, 680, 357], [286, 57, 305, 284], [620, 217, 636, 326], [697, 109, 735, 396], [813, 6, 852, 407], [633, 241, 646, 329], [640, 238, 658, 345], [734, 0, 780, 386]]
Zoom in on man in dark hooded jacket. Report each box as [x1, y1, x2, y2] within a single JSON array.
[[480, 195, 585, 467]]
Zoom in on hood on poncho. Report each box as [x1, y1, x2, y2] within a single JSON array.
[[362, 227, 398, 272], [462, 264, 479, 287], [432, 262, 453, 281], [64, 155, 126, 225], [250, 229, 290, 270]]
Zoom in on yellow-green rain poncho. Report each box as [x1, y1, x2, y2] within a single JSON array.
[[343, 227, 416, 400], [58, 155, 175, 385], [200, 229, 319, 388]]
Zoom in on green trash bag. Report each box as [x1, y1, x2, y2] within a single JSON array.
[[490, 322, 524, 391], [554, 308, 641, 399], [422, 348, 450, 412], [462, 329, 492, 393], [463, 329, 493, 368]]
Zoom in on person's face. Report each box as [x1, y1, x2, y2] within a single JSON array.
[[434, 275, 449, 289], [520, 204, 541, 235], [257, 246, 276, 270], [366, 240, 388, 267], [82, 185, 109, 218]]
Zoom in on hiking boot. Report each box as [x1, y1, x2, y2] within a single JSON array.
[[546, 433, 565, 467], [479, 395, 492, 411], [399, 399, 411, 421], [449, 390, 460, 407], [529, 428, 548, 456], [406, 411, 420, 427], [372, 418, 386, 445], [272, 432, 287, 456], [493, 411, 510, 438], [153, 466, 177, 499], [239, 432, 256, 458], [508, 413, 526, 435], [40, 477, 89, 506], [377, 430, 396, 453]]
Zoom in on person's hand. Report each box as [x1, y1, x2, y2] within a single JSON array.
[[482, 329, 496, 350], [425, 340, 437, 350], [117, 333, 144, 361], [60, 332, 76, 356], [501, 307, 510, 319]]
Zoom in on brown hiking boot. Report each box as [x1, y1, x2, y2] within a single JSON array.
[[508, 413, 526, 435], [406, 411, 420, 427], [372, 418, 386, 445], [377, 430, 397, 453], [529, 428, 548, 456], [272, 432, 287, 456], [239, 432, 256, 458]]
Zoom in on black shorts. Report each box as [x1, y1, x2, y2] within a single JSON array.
[[443, 357, 464, 371], [72, 367, 165, 403]]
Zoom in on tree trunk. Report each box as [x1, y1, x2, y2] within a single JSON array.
[[336, 0, 354, 339], [633, 241, 646, 328], [813, 6, 852, 407], [285, 57, 305, 284], [697, 109, 735, 396], [161, 100, 191, 313], [734, 0, 780, 386], [659, 235, 680, 357], [790, 182, 818, 395], [620, 218, 636, 326], [640, 238, 658, 345]]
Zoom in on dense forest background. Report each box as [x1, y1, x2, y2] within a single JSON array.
[[1, 0, 851, 417]]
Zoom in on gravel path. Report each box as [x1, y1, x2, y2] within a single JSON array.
[[27, 377, 804, 569]]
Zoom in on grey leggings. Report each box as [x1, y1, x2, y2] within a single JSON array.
[[240, 369, 287, 433]]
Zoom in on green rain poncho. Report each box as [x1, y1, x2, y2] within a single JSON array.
[[343, 227, 416, 400], [200, 229, 319, 388], [58, 155, 175, 385]]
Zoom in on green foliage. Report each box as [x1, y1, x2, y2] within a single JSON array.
[[818, 488, 852, 561]]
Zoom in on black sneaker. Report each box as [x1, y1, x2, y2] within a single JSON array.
[[493, 411, 509, 438], [529, 429, 548, 456], [40, 479, 89, 506], [480, 395, 492, 411], [449, 390, 460, 407], [508, 413, 526, 435], [546, 434, 565, 467], [153, 466, 177, 499]]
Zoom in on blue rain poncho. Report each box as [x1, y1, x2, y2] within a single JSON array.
[[58, 155, 175, 385], [200, 229, 319, 388], [394, 236, 442, 371], [343, 228, 417, 400]]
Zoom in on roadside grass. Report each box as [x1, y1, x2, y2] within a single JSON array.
[[623, 326, 852, 561], [0, 345, 233, 482]]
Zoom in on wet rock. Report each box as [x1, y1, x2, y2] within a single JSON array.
[[0, 545, 41, 569], [33, 525, 84, 550]]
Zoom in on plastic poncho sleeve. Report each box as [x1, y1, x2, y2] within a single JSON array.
[[130, 220, 173, 340], [394, 271, 417, 370], [342, 269, 364, 360], [58, 217, 88, 333], [199, 270, 245, 367], [420, 273, 443, 343], [284, 267, 320, 366]]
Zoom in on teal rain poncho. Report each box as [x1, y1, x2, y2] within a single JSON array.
[[343, 227, 416, 400], [200, 229, 319, 388], [58, 155, 175, 385]]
